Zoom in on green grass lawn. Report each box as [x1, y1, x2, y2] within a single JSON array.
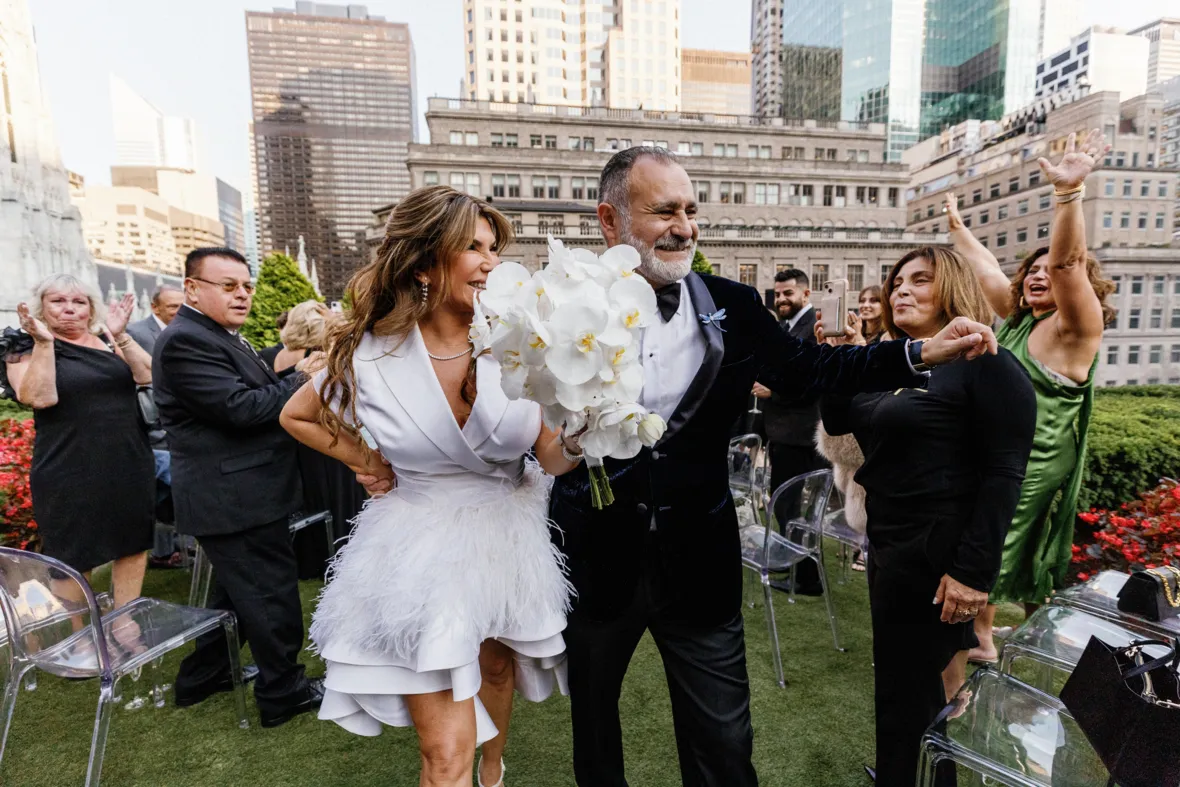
[[0, 553, 1024, 786]]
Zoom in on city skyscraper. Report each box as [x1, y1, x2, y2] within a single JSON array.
[[247, 2, 416, 298], [749, 0, 783, 117], [681, 49, 751, 116], [461, 0, 680, 111], [110, 75, 199, 170], [1128, 18, 1180, 89], [770, 0, 1077, 160], [0, 0, 94, 323]]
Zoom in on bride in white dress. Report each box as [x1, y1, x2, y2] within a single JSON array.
[[280, 186, 584, 787]]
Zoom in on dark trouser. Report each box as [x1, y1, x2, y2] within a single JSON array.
[[565, 535, 758, 787], [867, 539, 958, 787], [176, 517, 308, 705], [769, 442, 829, 587]]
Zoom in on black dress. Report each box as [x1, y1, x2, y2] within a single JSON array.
[[27, 338, 154, 572], [821, 350, 1036, 787]]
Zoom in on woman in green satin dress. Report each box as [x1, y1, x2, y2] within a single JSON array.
[[945, 128, 1117, 666]]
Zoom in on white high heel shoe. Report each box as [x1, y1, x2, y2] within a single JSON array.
[[477, 756, 505, 787]]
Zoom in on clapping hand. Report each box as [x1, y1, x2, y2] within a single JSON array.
[[1037, 129, 1110, 192], [105, 292, 137, 339], [17, 303, 54, 344]]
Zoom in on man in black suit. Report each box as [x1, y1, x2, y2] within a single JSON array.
[[153, 247, 323, 727], [755, 268, 830, 594], [549, 147, 999, 787], [125, 285, 184, 356]]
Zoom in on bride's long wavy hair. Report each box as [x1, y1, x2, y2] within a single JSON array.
[[318, 185, 514, 446]]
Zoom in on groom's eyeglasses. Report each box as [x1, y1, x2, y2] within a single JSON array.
[[190, 277, 256, 295]]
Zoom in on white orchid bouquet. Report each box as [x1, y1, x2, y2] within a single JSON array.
[[470, 237, 668, 508]]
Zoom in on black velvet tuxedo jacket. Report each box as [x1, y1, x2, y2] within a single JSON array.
[[153, 306, 304, 537], [549, 273, 920, 625]]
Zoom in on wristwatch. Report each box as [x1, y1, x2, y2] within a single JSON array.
[[906, 339, 933, 374]]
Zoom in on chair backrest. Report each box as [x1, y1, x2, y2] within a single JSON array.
[[0, 547, 112, 679], [728, 433, 762, 495], [767, 469, 834, 553]]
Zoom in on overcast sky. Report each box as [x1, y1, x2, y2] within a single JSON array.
[[29, 0, 1178, 196]]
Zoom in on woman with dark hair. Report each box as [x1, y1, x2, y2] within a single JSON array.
[[280, 186, 582, 787], [820, 247, 1036, 787], [947, 129, 1116, 664]]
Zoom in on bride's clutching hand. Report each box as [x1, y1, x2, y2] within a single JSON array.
[[355, 450, 395, 497]]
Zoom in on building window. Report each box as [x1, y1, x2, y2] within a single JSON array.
[[1151, 308, 1163, 329], [697, 181, 710, 203], [811, 264, 829, 290], [1128, 345, 1140, 363], [739, 264, 758, 287], [505, 134, 518, 148], [1103, 212, 1113, 229], [571, 177, 585, 200], [1160, 182, 1169, 198], [1149, 345, 1162, 364], [1123, 179, 1133, 197], [1104, 179, 1114, 196], [1016, 227, 1027, 243], [1171, 309, 1180, 330], [532, 176, 545, 198], [586, 177, 599, 200], [465, 132, 478, 146], [491, 133, 503, 147], [530, 134, 542, 148], [1142, 180, 1151, 197], [732, 183, 746, 204], [450, 172, 465, 191], [492, 174, 505, 198], [880, 264, 891, 283], [1038, 193, 1051, 210], [847, 264, 864, 291], [544, 135, 557, 149], [1172, 345, 1180, 363], [1037, 223, 1049, 239], [1131, 275, 1143, 294], [1129, 308, 1141, 329], [1115, 152, 1125, 167], [547, 176, 560, 199], [979, 210, 989, 225], [887, 188, 899, 208], [990, 183, 1000, 199], [449, 131, 463, 145], [1153, 276, 1165, 295], [972, 189, 982, 204], [1029, 171, 1040, 188], [1138, 213, 1148, 230], [1008, 177, 1020, 193], [1106, 346, 1119, 365], [1120, 212, 1130, 229], [719, 182, 732, 203], [996, 232, 1007, 248], [507, 175, 520, 198], [424, 171, 439, 186], [466, 173, 480, 196], [1158, 214, 1167, 230], [997, 205, 1008, 220]]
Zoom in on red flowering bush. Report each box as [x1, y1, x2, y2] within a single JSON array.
[[0, 418, 38, 551], [1071, 478, 1180, 583]]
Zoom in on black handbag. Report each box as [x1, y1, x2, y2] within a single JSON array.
[[1060, 636, 1180, 787], [1117, 566, 1180, 622]]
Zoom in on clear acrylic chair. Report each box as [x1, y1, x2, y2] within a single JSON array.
[[0, 591, 111, 694], [999, 603, 1170, 693], [740, 469, 840, 688], [728, 434, 764, 529], [918, 667, 1110, 786], [189, 509, 334, 608], [0, 547, 248, 786], [820, 489, 866, 584], [1052, 570, 1180, 640]]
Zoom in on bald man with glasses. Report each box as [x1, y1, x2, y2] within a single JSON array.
[[153, 247, 325, 727]]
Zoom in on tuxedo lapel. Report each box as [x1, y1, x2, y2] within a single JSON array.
[[368, 327, 494, 475], [656, 273, 724, 447]]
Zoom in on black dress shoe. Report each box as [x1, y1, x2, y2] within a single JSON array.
[[174, 664, 261, 708], [258, 677, 325, 728], [768, 578, 824, 596]]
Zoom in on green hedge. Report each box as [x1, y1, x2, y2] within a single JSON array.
[[0, 398, 30, 422], [1081, 385, 1180, 511]]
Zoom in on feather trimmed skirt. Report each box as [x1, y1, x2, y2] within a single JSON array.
[[310, 463, 573, 744]]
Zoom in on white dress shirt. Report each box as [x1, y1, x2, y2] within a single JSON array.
[[638, 278, 707, 423], [786, 302, 813, 333], [152, 314, 168, 332]]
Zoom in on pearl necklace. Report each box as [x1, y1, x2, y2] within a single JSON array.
[[426, 343, 473, 361]]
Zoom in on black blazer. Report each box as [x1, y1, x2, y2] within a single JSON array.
[[549, 273, 922, 625], [153, 306, 304, 536], [760, 307, 821, 446]]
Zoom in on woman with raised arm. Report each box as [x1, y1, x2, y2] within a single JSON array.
[[280, 186, 580, 787], [945, 129, 1116, 664]]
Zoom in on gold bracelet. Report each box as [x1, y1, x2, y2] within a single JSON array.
[[116, 338, 133, 348], [1055, 191, 1084, 205], [1053, 185, 1084, 197]]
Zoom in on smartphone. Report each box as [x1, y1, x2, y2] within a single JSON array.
[[817, 279, 848, 338]]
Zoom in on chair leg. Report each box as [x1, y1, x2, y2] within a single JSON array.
[[187, 545, 204, 608], [815, 556, 845, 653], [221, 615, 250, 730], [788, 563, 797, 605], [85, 684, 116, 787], [323, 514, 335, 559], [22, 671, 35, 693], [761, 576, 786, 688], [149, 657, 166, 709], [0, 663, 31, 763]]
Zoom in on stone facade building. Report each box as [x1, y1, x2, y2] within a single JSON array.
[[378, 98, 943, 297], [906, 90, 1180, 386], [0, 0, 94, 325]]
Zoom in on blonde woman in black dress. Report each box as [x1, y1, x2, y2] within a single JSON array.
[[3, 275, 154, 608]]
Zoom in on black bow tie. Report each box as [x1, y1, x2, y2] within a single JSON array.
[[656, 283, 681, 323]]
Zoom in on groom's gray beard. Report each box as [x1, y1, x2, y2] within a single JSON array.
[[618, 216, 694, 288]]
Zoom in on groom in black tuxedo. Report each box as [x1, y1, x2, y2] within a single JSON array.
[[548, 147, 998, 786]]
